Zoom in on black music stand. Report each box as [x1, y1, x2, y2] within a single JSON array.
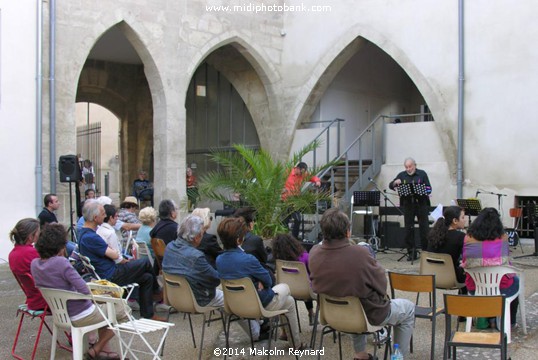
[[396, 183, 429, 198], [351, 191, 381, 250], [456, 198, 482, 223], [395, 183, 429, 263]]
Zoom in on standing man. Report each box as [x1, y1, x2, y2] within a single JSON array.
[[389, 157, 432, 261], [309, 208, 415, 359], [281, 162, 321, 239], [38, 193, 60, 226]]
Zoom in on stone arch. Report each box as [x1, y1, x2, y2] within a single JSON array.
[[290, 24, 454, 171], [76, 21, 167, 199], [185, 33, 282, 151]]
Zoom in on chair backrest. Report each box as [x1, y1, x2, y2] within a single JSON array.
[[38, 287, 93, 330], [151, 238, 166, 271], [419, 251, 459, 289], [76, 252, 101, 280], [221, 278, 265, 319], [444, 293, 505, 324], [162, 272, 202, 313], [13, 272, 45, 304], [464, 266, 517, 296], [275, 259, 314, 301], [136, 241, 154, 267], [319, 293, 380, 334], [509, 208, 522, 218], [388, 271, 436, 295]]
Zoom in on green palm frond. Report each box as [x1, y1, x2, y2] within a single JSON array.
[[199, 140, 338, 239]]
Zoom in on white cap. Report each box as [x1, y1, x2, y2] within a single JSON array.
[[96, 196, 113, 205]]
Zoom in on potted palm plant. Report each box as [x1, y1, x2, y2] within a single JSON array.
[[198, 140, 336, 239]]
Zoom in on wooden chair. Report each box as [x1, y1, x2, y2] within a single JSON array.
[[221, 277, 297, 359], [317, 293, 391, 360], [151, 237, 168, 305], [388, 272, 443, 360], [464, 265, 527, 343], [443, 294, 508, 360], [420, 251, 464, 291], [163, 272, 225, 360]]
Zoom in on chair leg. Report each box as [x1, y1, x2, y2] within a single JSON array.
[[430, 316, 436, 360], [49, 326, 58, 360], [294, 299, 301, 333], [198, 314, 206, 360], [11, 311, 26, 360], [187, 313, 196, 347], [310, 300, 320, 349], [31, 314, 48, 360], [337, 331, 343, 360]]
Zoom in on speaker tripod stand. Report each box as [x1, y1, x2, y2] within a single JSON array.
[[367, 178, 404, 255]]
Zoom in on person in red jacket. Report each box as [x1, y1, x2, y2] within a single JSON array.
[[282, 162, 321, 239]]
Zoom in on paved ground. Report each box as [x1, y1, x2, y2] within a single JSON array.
[[2, 239, 538, 359]]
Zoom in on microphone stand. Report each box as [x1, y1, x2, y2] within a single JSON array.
[[476, 189, 507, 219], [368, 178, 404, 255]]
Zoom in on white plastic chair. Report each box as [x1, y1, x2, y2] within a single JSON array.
[[38, 287, 109, 360], [464, 265, 527, 343], [87, 282, 175, 359], [136, 241, 154, 267]]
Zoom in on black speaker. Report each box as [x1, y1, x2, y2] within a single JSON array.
[[59, 155, 81, 183]]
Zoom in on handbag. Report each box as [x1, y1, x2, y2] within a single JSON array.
[[90, 279, 124, 298]]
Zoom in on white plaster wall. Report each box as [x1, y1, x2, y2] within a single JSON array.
[[0, 1, 38, 261]]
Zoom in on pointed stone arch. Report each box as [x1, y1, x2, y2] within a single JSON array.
[[290, 24, 454, 170], [185, 33, 283, 152], [76, 21, 169, 199]]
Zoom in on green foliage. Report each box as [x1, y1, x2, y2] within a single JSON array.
[[199, 140, 334, 239]]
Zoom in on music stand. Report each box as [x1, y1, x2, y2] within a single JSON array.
[[351, 191, 380, 250], [396, 183, 429, 197], [456, 198, 482, 223], [395, 183, 429, 263]]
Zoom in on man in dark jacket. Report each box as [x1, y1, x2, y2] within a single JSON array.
[[309, 208, 415, 360], [389, 157, 432, 260], [150, 199, 179, 244]]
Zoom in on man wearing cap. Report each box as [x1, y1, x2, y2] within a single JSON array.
[[118, 196, 142, 250]]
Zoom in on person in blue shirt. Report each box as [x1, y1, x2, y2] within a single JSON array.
[[216, 217, 304, 349], [78, 199, 164, 321]]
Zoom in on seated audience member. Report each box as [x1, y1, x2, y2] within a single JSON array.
[[8, 218, 47, 311], [78, 199, 163, 320], [272, 233, 315, 325], [309, 208, 415, 359], [31, 223, 130, 359], [150, 199, 179, 244], [427, 205, 467, 288], [462, 207, 519, 327], [132, 170, 153, 203], [38, 193, 60, 226], [97, 204, 128, 264], [118, 196, 142, 249], [162, 215, 223, 307], [233, 207, 274, 277], [217, 217, 302, 347], [191, 208, 222, 268], [136, 206, 159, 260]]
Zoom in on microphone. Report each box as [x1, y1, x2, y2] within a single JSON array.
[[475, 190, 480, 198]]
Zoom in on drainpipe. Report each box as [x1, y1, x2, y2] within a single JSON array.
[[456, 0, 465, 198], [49, 0, 57, 192], [35, 0, 43, 215]]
